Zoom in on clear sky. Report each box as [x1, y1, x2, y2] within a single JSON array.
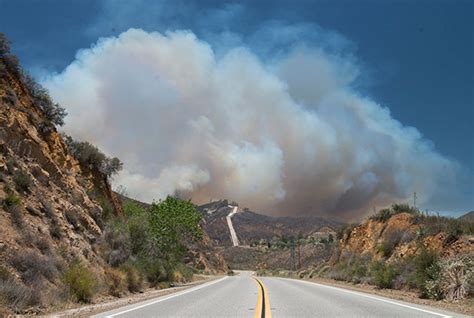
[[0, 0, 472, 215]]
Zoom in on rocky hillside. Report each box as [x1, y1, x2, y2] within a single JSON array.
[[198, 200, 341, 247], [0, 48, 121, 313], [0, 38, 227, 315], [292, 205, 474, 302], [336, 212, 473, 264]]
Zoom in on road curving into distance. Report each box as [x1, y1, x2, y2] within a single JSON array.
[[92, 271, 466, 318]]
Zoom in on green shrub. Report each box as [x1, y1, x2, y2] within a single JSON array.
[[391, 203, 419, 215], [371, 204, 419, 222], [105, 268, 127, 297], [120, 264, 144, 292], [5, 202, 23, 228], [5, 159, 15, 174], [128, 216, 150, 255], [422, 262, 443, 300], [62, 261, 97, 303], [97, 196, 114, 221], [4, 194, 20, 208], [326, 254, 369, 283], [371, 262, 397, 289], [442, 221, 463, 247], [0, 266, 11, 281], [174, 263, 194, 283], [13, 170, 31, 192], [137, 257, 166, 286], [62, 135, 122, 177], [123, 201, 146, 217], [372, 208, 392, 222], [49, 221, 63, 240], [21, 72, 67, 127], [410, 248, 440, 298]]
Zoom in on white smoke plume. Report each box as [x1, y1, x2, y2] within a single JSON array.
[[43, 29, 464, 219]]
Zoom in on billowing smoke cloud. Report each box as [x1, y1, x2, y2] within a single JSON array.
[[43, 29, 464, 219]]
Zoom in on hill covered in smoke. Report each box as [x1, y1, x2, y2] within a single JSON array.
[[43, 28, 468, 220]]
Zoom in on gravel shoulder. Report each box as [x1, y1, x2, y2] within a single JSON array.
[[45, 275, 223, 318], [298, 276, 473, 317]]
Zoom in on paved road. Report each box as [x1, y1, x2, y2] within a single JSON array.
[[226, 205, 240, 246], [93, 271, 466, 318]]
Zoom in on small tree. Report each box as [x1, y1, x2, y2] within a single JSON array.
[[22, 73, 67, 127], [63, 135, 122, 178], [100, 157, 123, 177], [148, 197, 202, 270]]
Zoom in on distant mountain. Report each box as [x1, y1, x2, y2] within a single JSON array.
[[198, 200, 343, 247], [459, 211, 474, 222]]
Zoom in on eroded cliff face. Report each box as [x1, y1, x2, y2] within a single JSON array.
[[336, 212, 473, 264], [0, 62, 118, 312]]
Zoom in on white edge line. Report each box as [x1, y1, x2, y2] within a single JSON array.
[[276, 277, 452, 318], [105, 276, 229, 318]]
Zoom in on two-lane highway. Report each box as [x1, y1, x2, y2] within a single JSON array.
[[93, 272, 258, 318], [93, 271, 466, 318]]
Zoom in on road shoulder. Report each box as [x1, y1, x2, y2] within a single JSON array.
[[46, 275, 224, 318]]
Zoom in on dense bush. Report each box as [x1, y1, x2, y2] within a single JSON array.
[[391, 203, 419, 214], [98, 199, 200, 289], [424, 256, 474, 301], [3, 194, 23, 227], [49, 221, 63, 240], [10, 250, 59, 283], [12, 170, 31, 193], [371, 204, 419, 222], [4, 194, 21, 208], [371, 261, 397, 289], [62, 261, 97, 303], [62, 135, 122, 177], [105, 268, 127, 297], [22, 73, 68, 127], [0, 278, 40, 312], [6, 204, 24, 228], [409, 247, 440, 298], [120, 263, 144, 292]]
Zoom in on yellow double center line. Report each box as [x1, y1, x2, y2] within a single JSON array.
[[253, 277, 272, 318]]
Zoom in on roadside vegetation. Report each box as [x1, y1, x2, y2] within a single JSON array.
[[58, 196, 203, 305], [97, 196, 202, 296], [0, 33, 205, 312], [257, 204, 474, 302]]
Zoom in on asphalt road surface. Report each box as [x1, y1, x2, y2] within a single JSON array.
[[93, 271, 466, 318]]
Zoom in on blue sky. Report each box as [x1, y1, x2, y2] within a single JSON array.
[[0, 0, 472, 214]]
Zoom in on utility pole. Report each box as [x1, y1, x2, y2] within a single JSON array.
[[290, 238, 295, 271], [413, 192, 417, 209], [297, 240, 301, 270]]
